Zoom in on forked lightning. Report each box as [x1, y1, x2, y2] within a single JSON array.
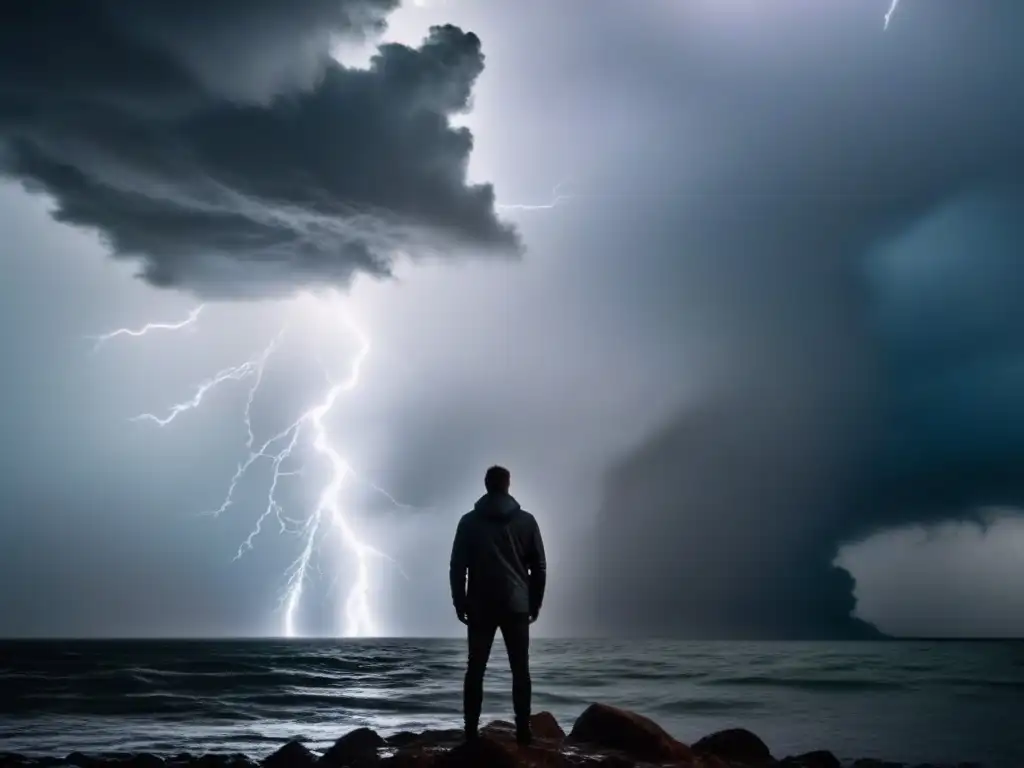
[[92, 297, 395, 638]]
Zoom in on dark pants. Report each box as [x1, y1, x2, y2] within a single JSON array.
[[463, 612, 531, 729]]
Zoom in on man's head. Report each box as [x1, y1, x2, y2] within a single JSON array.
[[484, 465, 511, 494]]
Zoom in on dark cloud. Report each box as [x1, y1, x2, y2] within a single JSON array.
[[579, 0, 1024, 638], [859, 192, 1024, 530], [0, 1, 518, 298]]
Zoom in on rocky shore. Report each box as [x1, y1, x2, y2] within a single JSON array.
[[0, 703, 979, 768]]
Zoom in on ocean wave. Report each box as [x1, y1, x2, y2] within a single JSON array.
[[654, 698, 763, 714], [703, 675, 906, 692], [2, 639, 1022, 768]]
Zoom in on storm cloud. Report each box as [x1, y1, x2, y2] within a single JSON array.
[[581, 0, 1024, 637], [0, 1, 518, 298], [1, 0, 1022, 640]]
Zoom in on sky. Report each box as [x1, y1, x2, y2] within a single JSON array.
[[0, 0, 1022, 639]]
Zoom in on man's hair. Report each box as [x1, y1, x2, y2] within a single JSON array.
[[484, 465, 511, 494]]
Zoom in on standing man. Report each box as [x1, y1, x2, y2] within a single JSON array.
[[449, 465, 547, 746]]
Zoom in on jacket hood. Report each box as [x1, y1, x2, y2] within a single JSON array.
[[473, 492, 521, 520]]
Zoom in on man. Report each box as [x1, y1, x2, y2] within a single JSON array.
[[449, 465, 547, 746]]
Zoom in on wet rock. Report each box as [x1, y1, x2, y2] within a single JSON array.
[[480, 712, 565, 743], [776, 751, 841, 768], [850, 761, 904, 768], [432, 737, 518, 768], [693, 729, 773, 766], [530, 712, 566, 741], [263, 742, 316, 768], [379, 735, 521, 768], [567, 702, 694, 763], [319, 728, 385, 766]]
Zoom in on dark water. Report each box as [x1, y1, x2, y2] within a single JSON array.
[[2, 640, 1022, 767]]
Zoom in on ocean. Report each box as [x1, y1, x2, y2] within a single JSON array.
[[1, 639, 1021, 767]]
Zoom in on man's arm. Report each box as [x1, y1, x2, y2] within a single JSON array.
[[527, 517, 547, 619], [449, 518, 469, 617]]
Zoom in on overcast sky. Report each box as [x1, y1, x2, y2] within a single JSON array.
[[1, 0, 1022, 639]]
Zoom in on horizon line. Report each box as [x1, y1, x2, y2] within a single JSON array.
[[2, 635, 1022, 642]]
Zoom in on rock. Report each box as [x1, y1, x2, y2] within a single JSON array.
[[777, 751, 841, 768], [530, 712, 566, 741], [380, 736, 520, 768], [432, 737, 518, 768], [319, 728, 385, 766], [567, 702, 694, 763], [693, 728, 773, 766], [480, 712, 565, 743], [850, 761, 904, 768], [263, 742, 316, 768], [65, 754, 96, 768]]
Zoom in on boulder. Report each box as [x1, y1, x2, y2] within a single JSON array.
[[692, 728, 773, 765], [480, 712, 565, 742], [531, 712, 566, 741], [567, 702, 694, 763], [432, 737, 518, 768], [319, 728, 385, 766], [263, 742, 316, 768]]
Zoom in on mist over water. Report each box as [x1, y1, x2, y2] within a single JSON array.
[[3, 639, 1022, 767]]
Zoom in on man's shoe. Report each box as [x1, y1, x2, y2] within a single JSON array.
[[515, 723, 532, 747]]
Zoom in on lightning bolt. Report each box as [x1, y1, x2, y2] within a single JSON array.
[[88, 305, 204, 350], [496, 180, 575, 212], [884, 0, 900, 30], [92, 294, 402, 638]]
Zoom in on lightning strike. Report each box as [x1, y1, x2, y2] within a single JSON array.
[[496, 180, 575, 212], [93, 295, 402, 639], [89, 305, 204, 349], [884, 0, 900, 30]]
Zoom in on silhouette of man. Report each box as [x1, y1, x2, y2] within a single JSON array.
[[449, 465, 547, 746]]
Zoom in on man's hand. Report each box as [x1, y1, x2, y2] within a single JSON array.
[[455, 605, 469, 625], [529, 611, 539, 624]]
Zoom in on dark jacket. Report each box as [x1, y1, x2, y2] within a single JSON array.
[[449, 492, 547, 618]]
